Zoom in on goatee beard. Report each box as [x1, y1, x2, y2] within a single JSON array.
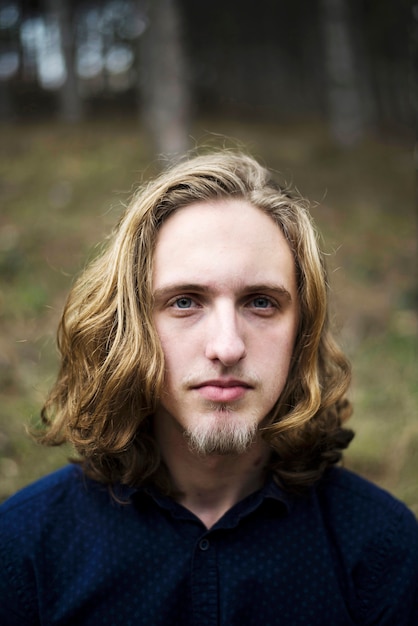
[[184, 407, 258, 456]]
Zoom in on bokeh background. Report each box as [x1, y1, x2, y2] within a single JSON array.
[[0, 0, 417, 512]]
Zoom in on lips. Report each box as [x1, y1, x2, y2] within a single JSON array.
[[193, 379, 251, 403]]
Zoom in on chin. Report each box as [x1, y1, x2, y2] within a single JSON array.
[[184, 411, 258, 457]]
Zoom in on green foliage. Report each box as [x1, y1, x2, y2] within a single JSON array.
[[0, 119, 416, 512]]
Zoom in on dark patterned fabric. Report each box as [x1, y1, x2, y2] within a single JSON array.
[[0, 464, 417, 625]]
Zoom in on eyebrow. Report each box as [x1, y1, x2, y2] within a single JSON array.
[[153, 282, 293, 303]]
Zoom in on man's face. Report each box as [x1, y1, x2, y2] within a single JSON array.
[[152, 199, 299, 456]]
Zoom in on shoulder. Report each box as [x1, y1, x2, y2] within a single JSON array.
[[316, 467, 418, 623], [0, 464, 113, 546], [1, 464, 82, 505], [0, 465, 92, 623], [317, 466, 418, 549], [319, 466, 417, 525], [0, 465, 130, 623], [1, 464, 85, 521]]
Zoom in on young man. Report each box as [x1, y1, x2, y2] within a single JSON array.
[[0, 152, 417, 625]]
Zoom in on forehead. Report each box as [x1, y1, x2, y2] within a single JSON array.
[[152, 199, 296, 294]]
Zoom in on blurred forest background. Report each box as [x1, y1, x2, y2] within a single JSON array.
[[0, 0, 417, 511]]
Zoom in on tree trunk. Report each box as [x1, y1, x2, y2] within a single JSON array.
[[320, 0, 367, 146], [139, 0, 191, 163], [414, 5, 418, 315], [0, 80, 14, 122], [43, 0, 83, 123]]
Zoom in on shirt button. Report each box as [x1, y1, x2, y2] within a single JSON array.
[[199, 538, 210, 551]]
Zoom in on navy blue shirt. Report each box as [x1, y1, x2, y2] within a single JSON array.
[[0, 464, 417, 625]]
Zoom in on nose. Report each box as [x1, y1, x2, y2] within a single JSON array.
[[205, 303, 247, 367]]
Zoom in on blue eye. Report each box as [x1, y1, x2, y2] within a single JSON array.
[[175, 297, 193, 309], [252, 297, 271, 308]]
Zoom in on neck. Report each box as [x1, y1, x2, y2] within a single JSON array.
[[155, 424, 270, 529]]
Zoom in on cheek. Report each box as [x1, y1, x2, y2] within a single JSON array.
[[258, 327, 296, 361], [157, 331, 195, 385], [158, 320, 203, 357], [154, 321, 178, 359]]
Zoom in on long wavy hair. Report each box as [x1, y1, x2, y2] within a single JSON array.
[[38, 151, 353, 492]]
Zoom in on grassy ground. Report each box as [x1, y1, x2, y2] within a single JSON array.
[[0, 118, 417, 513]]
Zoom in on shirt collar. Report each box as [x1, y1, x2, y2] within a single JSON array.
[[261, 474, 293, 512], [124, 473, 293, 528]]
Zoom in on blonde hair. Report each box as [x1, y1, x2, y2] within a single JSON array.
[[38, 151, 353, 491]]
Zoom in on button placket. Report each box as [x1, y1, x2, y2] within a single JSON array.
[[192, 534, 218, 625]]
